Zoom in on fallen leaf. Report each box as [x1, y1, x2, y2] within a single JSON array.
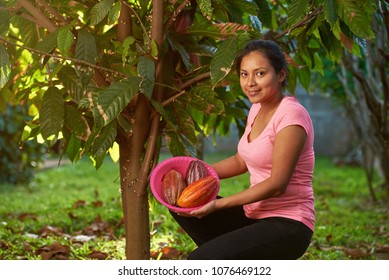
[[17, 212, 37, 221], [23, 242, 33, 252], [342, 248, 370, 259], [72, 200, 86, 208], [39, 225, 63, 237], [82, 215, 115, 240], [376, 245, 389, 253], [87, 250, 108, 260], [160, 246, 181, 259], [35, 242, 70, 260], [92, 200, 104, 207], [68, 212, 78, 219]]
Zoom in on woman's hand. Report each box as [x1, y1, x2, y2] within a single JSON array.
[[188, 200, 217, 219]]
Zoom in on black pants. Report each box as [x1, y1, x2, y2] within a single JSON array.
[[170, 205, 313, 260]]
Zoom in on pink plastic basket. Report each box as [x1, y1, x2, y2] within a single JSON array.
[[150, 156, 220, 213]]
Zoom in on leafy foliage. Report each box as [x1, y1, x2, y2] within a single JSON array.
[[0, 104, 46, 184], [0, 0, 376, 164]]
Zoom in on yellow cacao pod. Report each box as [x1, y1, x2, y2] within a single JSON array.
[[177, 176, 217, 208]]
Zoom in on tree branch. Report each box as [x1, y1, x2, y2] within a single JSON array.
[[35, 0, 68, 26], [138, 0, 165, 185], [274, 6, 324, 40], [0, 36, 128, 79], [17, 0, 57, 32], [179, 71, 210, 90], [161, 90, 186, 107]]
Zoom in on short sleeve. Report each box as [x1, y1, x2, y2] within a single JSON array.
[[274, 102, 312, 136]]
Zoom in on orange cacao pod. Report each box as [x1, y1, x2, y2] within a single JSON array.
[[177, 176, 217, 208], [185, 160, 208, 185], [162, 169, 186, 206]]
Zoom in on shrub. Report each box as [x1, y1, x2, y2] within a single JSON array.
[[0, 104, 46, 184]]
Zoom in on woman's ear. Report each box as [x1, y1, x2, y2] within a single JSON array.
[[279, 68, 287, 83]]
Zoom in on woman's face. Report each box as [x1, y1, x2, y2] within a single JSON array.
[[239, 51, 285, 104]]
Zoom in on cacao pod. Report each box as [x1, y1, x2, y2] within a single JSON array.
[[162, 169, 186, 206], [185, 160, 208, 185], [177, 176, 217, 208]]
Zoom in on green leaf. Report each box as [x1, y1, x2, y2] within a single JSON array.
[[76, 29, 97, 64], [198, 0, 213, 19], [254, 0, 272, 27], [57, 65, 85, 102], [324, 0, 337, 27], [137, 56, 155, 99], [0, 2, 10, 36], [313, 53, 324, 76], [319, 22, 342, 62], [287, 0, 310, 27], [90, 0, 115, 26], [286, 65, 297, 94], [122, 36, 136, 65], [64, 103, 91, 141], [65, 133, 81, 162], [34, 29, 59, 61], [151, 39, 158, 59], [94, 77, 141, 127], [297, 66, 311, 91], [108, 1, 121, 25], [184, 86, 224, 115], [164, 129, 196, 157], [75, 29, 97, 86], [0, 45, 10, 89], [11, 16, 38, 48], [335, 0, 375, 38], [57, 27, 75, 57], [91, 119, 117, 157], [117, 114, 132, 134], [210, 37, 238, 88], [187, 21, 223, 38], [40, 87, 64, 139], [172, 103, 197, 145]]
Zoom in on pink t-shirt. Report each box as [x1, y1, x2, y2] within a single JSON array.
[[237, 96, 315, 231]]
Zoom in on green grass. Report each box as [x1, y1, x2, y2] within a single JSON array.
[[0, 154, 388, 260]]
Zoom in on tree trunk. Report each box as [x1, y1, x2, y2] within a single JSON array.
[[118, 95, 151, 259], [119, 143, 150, 259]]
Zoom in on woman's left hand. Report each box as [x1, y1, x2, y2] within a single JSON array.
[[189, 200, 217, 219]]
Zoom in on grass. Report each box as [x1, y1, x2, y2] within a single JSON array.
[[0, 153, 388, 260]]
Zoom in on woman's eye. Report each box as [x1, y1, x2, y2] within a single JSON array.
[[240, 72, 247, 77], [256, 72, 264, 76]]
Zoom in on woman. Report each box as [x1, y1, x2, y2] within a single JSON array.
[[171, 39, 315, 260]]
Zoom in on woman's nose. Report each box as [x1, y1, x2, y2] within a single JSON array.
[[246, 75, 256, 86]]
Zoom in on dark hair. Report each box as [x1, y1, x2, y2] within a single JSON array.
[[234, 39, 287, 86]]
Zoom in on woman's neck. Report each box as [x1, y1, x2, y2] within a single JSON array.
[[259, 92, 285, 113]]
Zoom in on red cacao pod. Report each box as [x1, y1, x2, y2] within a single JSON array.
[[185, 160, 208, 185], [162, 169, 186, 206], [177, 176, 217, 208]]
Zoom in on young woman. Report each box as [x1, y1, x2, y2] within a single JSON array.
[[171, 39, 315, 260]]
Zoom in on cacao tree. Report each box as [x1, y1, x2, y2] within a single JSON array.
[[339, 2, 389, 196], [0, 0, 377, 259]]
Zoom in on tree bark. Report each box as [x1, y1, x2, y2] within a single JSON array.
[[118, 95, 151, 260]]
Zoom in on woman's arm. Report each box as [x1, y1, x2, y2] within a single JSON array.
[[210, 153, 248, 179], [191, 125, 307, 218]]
